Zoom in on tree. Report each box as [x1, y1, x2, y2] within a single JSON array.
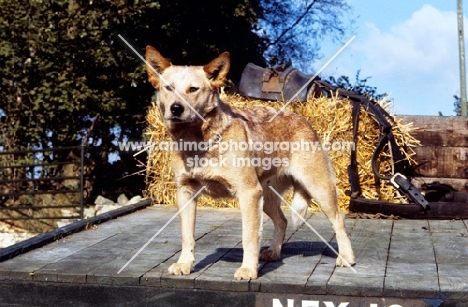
[[327, 71, 388, 102], [0, 0, 264, 200], [453, 95, 462, 116], [0, 0, 352, 202], [255, 0, 352, 69]]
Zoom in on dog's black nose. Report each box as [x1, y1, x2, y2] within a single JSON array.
[[170, 103, 184, 117]]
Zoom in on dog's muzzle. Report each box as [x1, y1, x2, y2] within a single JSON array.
[[167, 103, 185, 122], [166, 103, 196, 123], [170, 103, 184, 117]]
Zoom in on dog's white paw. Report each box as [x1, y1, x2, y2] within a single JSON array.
[[234, 267, 257, 280], [335, 254, 356, 267], [168, 263, 192, 276]]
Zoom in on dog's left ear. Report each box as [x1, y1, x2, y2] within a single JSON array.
[[203, 52, 230, 89]]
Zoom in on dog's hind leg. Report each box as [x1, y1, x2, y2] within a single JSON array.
[[305, 179, 355, 267], [292, 160, 356, 268], [314, 187, 355, 267], [168, 185, 198, 276], [290, 183, 311, 230], [260, 180, 288, 262]]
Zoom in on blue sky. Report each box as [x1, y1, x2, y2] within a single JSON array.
[[317, 0, 468, 116]]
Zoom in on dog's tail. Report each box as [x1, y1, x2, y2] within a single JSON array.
[[290, 191, 309, 230]]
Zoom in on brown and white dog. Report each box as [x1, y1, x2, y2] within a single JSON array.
[[145, 47, 355, 280]]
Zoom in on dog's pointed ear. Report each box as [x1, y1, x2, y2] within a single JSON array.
[[203, 52, 230, 89], [146, 46, 171, 88]]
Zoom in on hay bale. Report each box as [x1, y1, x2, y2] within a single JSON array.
[[145, 93, 420, 211]]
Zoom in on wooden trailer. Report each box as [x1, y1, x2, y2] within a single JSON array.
[[0, 116, 467, 306]]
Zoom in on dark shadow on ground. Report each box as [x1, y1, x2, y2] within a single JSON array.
[[191, 240, 339, 276]]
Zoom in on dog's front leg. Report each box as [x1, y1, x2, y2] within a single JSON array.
[[234, 186, 263, 280], [168, 186, 197, 276]]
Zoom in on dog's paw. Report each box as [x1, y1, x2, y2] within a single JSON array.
[[234, 267, 257, 280], [260, 249, 281, 262], [335, 254, 356, 267], [168, 263, 192, 276]]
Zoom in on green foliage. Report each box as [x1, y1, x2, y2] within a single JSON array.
[[453, 95, 461, 116], [0, 0, 152, 152], [0, 0, 264, 198], [328, 71, 388, 102], [0, 0, 264, 149], [0, 0, 351, 200]]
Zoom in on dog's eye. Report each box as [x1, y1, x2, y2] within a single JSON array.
[[188, 87, 199, 93], [164, 85, 173, 92]]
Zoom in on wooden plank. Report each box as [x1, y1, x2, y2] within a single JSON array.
[[187, 210, 276, 292], [411, 146, 468, 179], [0, 199, 152, 262], [30, 208, 183, 284], [304, 217, 355, 295], [384, 220, 440, 298], [397, 115, 468, 147], [429, 219, 468, 300], [437, 264, 468, 301], [327, 218, 392, 296], [397, 116, 468, 179], [0, 206, 164, 281], [254, 213, 336, 294], [412, 146, 437, 177], [349, 198, 468, 219], [0, 280, 258, 307], [81, 208, 231, 286], [141, 208, 244, 288], [303, 255, 336, 295], [192, 243, 251, 292], [34, 232, 176, 285], [412, 177, 468, 192], [157, 213, 243, 290]]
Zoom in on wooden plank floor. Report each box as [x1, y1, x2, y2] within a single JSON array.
[[0, 205, 468, 306]]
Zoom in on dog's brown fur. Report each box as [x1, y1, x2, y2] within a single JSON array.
[[145, 46, 355, 280]]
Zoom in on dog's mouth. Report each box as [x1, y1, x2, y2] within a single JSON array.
[[166, 115, 197, 124], [169, 116, 184, 123]]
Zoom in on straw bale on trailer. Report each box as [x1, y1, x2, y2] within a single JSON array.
[[145, 93, 420, 211]]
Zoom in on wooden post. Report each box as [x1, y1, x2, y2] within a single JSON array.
[[458, 0, 467, 116]]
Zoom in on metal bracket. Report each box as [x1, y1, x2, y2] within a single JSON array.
[[390, 173, 430, 212]]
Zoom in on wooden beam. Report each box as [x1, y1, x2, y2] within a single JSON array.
[[397, 116, 468, 147], [411, 146, 468, 178], [397, 116, 468, 179]]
